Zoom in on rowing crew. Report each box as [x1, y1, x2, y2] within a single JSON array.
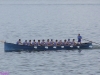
[[17, 34, 82, 46], [17, 39, 78, 46]]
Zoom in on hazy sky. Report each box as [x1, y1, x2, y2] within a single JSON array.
[[0, 0, 100, 4]]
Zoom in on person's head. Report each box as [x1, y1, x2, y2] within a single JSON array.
[[19, 39, 21, 41], [56, 40, 58, 42], [38, 40, 40, 42], [25, 40, 27, 42], [73, 39, 75, 41], [68, 39, 70, 41], [47, 39, 49, 42], [59, 40, 62, 42], [64, 39, 66, 42], [29, 40, 31, 42], [78, 34, 80, 36], [51, 39, 53, 41], [33, 39, 35, 42], [42, 39, 44, 42]]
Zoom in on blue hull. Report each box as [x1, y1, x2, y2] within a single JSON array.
[[4, 42, 92, 52]]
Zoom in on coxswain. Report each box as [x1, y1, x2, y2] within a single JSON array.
[[77, 34, 82, 44]]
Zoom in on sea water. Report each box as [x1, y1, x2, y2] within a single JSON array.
[[0, 1, 100, 75]]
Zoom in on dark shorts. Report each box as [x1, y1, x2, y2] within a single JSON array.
[[78, 39, 81, 42]]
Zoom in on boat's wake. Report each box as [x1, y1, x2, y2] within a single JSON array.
[[92, 45, 100, 49]]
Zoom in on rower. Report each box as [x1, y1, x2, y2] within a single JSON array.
[[32, 39, 37, 46], [58, 40, 63, 46], [23, 40, 28, 45], [50, 39, 54, 46], [63, 39, 67, 46], [77, 34, 82, 44], [71, 39, 76, 46], [67, 39, 72, 45], [37, 40, 41, 46], [41, 39, 45, 46], [46, 39, 51, 46], [16, 39, 22, 45], [54, 40, 59, 46], [28, 40, 32, 46]]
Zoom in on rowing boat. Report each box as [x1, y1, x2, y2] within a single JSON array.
[[4, 42, 92, 52]]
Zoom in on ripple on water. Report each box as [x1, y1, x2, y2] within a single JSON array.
[[0, 4, 100, 75]]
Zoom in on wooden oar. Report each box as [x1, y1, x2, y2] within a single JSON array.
[[83, 39, 100, 45], [83, 39, 91, 41]]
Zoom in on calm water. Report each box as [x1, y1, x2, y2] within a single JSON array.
[[0, 3, 100, 75]]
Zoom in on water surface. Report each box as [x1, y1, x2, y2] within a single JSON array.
[[0, 3, 100, 75]]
